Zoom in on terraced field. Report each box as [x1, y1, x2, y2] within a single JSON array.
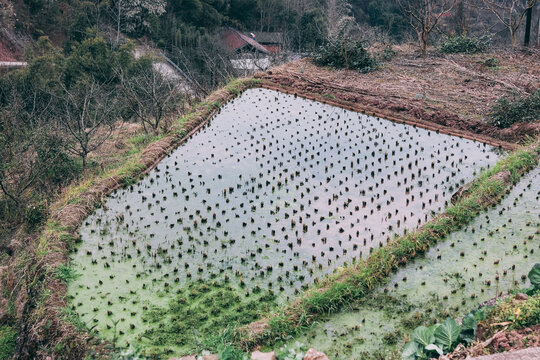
[[67, 88, 501, 354]]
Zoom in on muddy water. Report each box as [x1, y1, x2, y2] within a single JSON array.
[[67, 88, 499, 351], [283, 167, 539, 360]]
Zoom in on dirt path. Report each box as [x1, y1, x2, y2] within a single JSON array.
[[256, 48, 539, 147]]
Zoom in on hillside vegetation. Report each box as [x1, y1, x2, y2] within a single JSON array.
[[0, 1, 539, 359]]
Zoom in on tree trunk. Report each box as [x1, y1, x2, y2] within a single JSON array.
[[419, 31, 428, 57], [510, 28, 517, 47], [456, 0, 467, 35], [524, 6, 533, 46], [116, 1, 122, 45]]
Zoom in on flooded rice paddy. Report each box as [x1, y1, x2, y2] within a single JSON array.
[[67, 88, 500, 352], [283, 167, 539, 360]]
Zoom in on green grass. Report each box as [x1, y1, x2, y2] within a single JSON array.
[[233, 145, 539, 349], [128, 133, 163, 148], [0, 325, 17, 360], [54, 264, 80, 283]]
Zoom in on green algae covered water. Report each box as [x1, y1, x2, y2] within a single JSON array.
[[282, 167, 539, 360], [67, 88, 500, 355]]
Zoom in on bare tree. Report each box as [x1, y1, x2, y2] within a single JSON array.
[[398, 0, 457, 56], [108, 0, 166, 37], [120, 62, 183, 134], [454, 0, 469, 35], [56, 80, 118, 169], [327, 0, 354, 37], [0, 90, 57, 213], [477, 0, 537, 47]]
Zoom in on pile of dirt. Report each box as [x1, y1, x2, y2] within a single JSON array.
[[490, 326, 540, 352]]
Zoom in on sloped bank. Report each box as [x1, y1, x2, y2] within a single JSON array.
[[9, 78, 261, 359], [234, 143, 539, 350]]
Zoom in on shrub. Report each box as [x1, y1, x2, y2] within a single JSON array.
[[489, 89, 540, 128], [25, 202, 46, 227], [381, 44, 397, 61], [43, 152, 83, 186], [440, 34, 491, 54], [312, 38, 377, 73], [478, 57, 499, 68]]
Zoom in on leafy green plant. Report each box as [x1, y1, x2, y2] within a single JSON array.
[[460, 307, 489, 343], [489, 90, 540, 128], [312, 38, 377, 73], [434, 318, 461, 352], [440, 34, 491, 54], [403, 319, 461, 359], [528, 263, 540, 289]]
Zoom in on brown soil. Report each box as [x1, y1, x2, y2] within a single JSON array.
[[489, 326, 540, 353], [255, 47, 539, 148], [448, 326, 540, 359]]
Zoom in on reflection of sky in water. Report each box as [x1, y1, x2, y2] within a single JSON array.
[[69, 88, 500, 346], [287, 167, 539, 360]]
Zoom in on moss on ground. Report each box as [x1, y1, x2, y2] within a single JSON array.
[[139, 281, 276, 357]]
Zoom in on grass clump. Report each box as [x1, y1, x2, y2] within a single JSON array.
[[440, 34, 491, 54], [489, 89, 540, 128], [54, 264, 80, 283], [0, 325, 17, 360], [478, 57, 499, 68], [312, 38, 377, 73]]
